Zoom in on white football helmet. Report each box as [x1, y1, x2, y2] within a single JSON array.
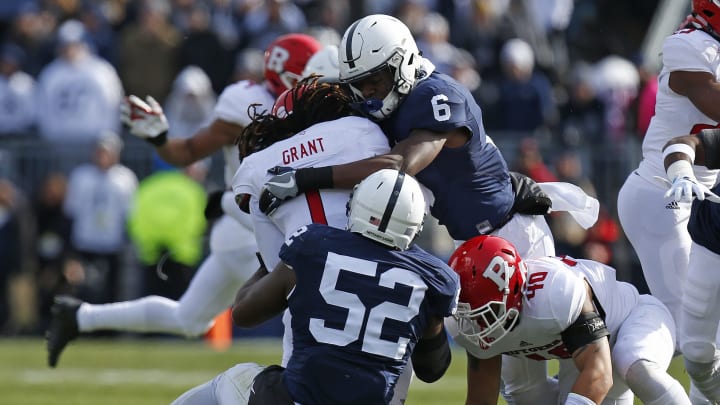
[[301, 45, 340, 82], [347, 169, 425, 250], [339, 14, 423, 120]]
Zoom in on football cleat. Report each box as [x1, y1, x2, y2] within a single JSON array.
[[46, 295, 82, 368]]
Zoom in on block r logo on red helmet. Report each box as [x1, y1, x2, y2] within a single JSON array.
[[264, 34, 321, 96]]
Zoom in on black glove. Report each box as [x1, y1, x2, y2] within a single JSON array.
[[259, 166, 299, 215], [204, 190, 225, 220]]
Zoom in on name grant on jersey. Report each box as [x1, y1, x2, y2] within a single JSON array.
[[282, 136, 326, 164]]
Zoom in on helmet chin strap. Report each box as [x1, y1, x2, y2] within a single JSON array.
[[350, 98, 384, 117]]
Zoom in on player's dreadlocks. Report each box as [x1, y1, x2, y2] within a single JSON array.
[[237, 76, 355, 158]]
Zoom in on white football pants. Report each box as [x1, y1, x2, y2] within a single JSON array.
[[78, 215, 259, 337]]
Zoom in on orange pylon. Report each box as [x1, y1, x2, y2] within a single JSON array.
[[206, 308, 233, 351]]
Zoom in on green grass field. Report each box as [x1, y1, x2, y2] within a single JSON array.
[[0, 337, 690, 405]]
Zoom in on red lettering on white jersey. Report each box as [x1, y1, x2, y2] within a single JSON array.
[[281, 137, 326, 164]]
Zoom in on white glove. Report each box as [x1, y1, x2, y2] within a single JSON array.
[[120, 95, 169, 145], [665, 176, 720, 203], [653, 175, 720, 203]]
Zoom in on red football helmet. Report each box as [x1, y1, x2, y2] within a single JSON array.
[[264, 34, 321, 96], [272, 88, 293, 118], [692, 0, 720, 34], [271, 84, 308, 118], [448, 235, 527, 347]]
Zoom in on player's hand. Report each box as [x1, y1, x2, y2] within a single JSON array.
[[121, 95, 169, 145], [259, 166, 299, 215], [658, 175, 720, 203]]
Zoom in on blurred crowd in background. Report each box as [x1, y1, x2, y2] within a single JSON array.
[[0, 0, 668, 336]]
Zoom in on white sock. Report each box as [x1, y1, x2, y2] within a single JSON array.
[[77, 295, 182, 334]]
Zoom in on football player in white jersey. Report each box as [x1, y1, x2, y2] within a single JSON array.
[[446, 235, 690, 405], [232, 79, 391, 272], [616, 3, 720, 402], [658, 129, 720, 402], [45, 33, 322, 368]]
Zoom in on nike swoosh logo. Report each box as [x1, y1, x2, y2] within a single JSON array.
[[271, 177, 296, 189]]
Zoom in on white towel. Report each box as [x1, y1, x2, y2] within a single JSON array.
[[538, 182, 600, 229]]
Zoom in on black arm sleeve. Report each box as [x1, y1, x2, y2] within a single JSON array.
[[295, 166, 334, 192], [560, 311, 610, 354], [411, 329, 451, 383], [698, 128, 720, 170]]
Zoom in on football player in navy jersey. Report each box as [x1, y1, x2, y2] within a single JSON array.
[[170, 169, 460, 405], [259, 14, 564, 400], [658, 128, 720, 402], [260, 14, 555, 263]]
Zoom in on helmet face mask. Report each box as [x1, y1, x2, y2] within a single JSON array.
[[346, 169, 426, 250], [448, 236, 527, 347], [264, 34, 322, 96], [339, 14, 423, 120]]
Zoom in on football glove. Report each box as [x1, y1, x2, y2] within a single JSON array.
[[120, 95, 169, 146], [654, 175, 720, 203], [259, 166, 298, 215], [204, 190, 225, 221]]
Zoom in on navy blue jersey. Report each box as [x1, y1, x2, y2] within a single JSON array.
[[688, 131, 720, 255], [688, 184, 720, 255], [279, 224, 459, 405], [381, 72, 514, 239]]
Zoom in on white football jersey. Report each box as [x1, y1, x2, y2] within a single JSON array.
[[232, 115, 390, 269], [638, 28, 720, 186], [447, 256, 640, 360], [213, 80, 275, 187]]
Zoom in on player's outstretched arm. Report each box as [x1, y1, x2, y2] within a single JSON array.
[[258, 127, 461, 215], [258, 154, 402, 215], [564, 282, 613, 404], [464, 353, 502, 405], [411, 317, 451, 383], [121, 94, 240, 166], [232, 262, 293, 327]]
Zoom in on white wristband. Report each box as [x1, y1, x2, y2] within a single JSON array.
[[565, 393, 596, 405], [663, 143, 695, 162], [666, 159, 695, 181]]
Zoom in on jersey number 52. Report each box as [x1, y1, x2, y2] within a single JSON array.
[[310, 252, 427, 360]]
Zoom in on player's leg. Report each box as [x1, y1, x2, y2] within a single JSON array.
[[171, 362, 266, 405], [47, 218, 259, 366], [617, 174, 691, 327], [612, 295, 690, 405], [619, 174, 712, 404], [680, 242, 720, 403], [74, 246, 258, 337]]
